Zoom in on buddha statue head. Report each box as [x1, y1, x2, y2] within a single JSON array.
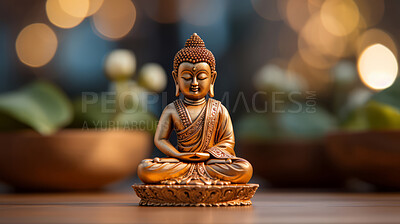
[[172, 33, 217, 100]]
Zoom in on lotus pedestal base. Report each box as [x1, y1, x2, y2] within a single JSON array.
[[132, 184, 259, 207]]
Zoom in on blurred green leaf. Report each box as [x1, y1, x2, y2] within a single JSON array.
[[342, 101, 400, 131], [0, 81, 73, 135], [366, 101, 400, 129], [340, 106, 369, 131]]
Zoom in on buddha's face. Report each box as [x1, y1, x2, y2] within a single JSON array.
[[174, 62, 216, 100]]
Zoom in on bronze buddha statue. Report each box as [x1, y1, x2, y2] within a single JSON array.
[[133, 33, 257, 206], [137, 33, 253, 185]]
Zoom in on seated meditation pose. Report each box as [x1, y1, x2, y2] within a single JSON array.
[[137, 33, 253, 185]]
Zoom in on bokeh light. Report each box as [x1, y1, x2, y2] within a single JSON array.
[[298, 13, 345, 69], [284, 0, 311, 32], [58, 0, 89, 18], [16, 23, 58, 68], [253, 61, 306, 93], [358, 44, 398, 90], [86, 0, 104, 16], [288, 52, 332, 93], [357, 29, 397, 58], [46, 0, 85, 29], [104, 49, 136, 81], [320, 0, 360, 36], [307, 0, 324, 14], [297, 43, 337, 70], [332, 60, 357, 86], [139, 63, 167, 93], [92, 0, 136, 40], [253, 64, 286, 92]]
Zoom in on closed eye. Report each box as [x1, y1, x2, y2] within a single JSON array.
[[197, 73, 208, 80]]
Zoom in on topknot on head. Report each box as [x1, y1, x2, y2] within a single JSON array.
[[173, 33, 216, 73], [184, 33, 206, 48]]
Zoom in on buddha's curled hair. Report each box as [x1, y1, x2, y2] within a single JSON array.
[[173, 33, 216, 73]]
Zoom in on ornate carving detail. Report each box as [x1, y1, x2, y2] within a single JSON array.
[[176, 102, 206, 143], [200, 99, 220, 152], [174, 99, 191, 128], [159, 162, 223, 185], [132, 184, 259, 207], [207, 147, 235, 159]]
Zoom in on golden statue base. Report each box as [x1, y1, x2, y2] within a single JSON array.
[[132, 184, 259, 207]]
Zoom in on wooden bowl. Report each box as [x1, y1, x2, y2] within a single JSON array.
[[326, 130, 400, 189], [0, 130, 152, 191], [240, 140, 343, 187]]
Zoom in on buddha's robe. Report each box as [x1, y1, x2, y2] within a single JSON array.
[[137, 99, 253, 184]]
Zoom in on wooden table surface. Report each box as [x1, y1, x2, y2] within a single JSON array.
[[0, 192, 399, 224]]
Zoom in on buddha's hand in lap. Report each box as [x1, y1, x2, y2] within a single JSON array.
[[177, 152, 210, 162], [206, 158, 232, 165]]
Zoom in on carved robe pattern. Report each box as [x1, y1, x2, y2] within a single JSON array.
[[138, 99, 252, 185]]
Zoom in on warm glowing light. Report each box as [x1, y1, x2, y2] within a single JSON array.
[[58, 0, 89, 18], [92, 0, 136, 40], [307, 0, 324, 13], [298, 42, 337, 69], [320, 0, 360, 36], [288, 52, 332, 92], [251, 0, 283, 21], [358, 44, 398, 90], [357, 29, 397, 58], [302, 13, 346, 57], [46, 0, 85, 29], [285, 0, 311, 32], [16, 23, 58, 67], [298, 13, 344, 69], [86, 0, 104, 16]]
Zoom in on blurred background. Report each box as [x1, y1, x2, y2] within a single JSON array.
[[0, 0, 400, 192]]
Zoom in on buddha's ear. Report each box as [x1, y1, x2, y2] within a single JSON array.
[[172, 71, 180, 97], [209, 71, 217, 98]]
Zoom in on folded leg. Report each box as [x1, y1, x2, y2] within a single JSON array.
[[137, 158, 191, 184], [205, 158, 253, 184]]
